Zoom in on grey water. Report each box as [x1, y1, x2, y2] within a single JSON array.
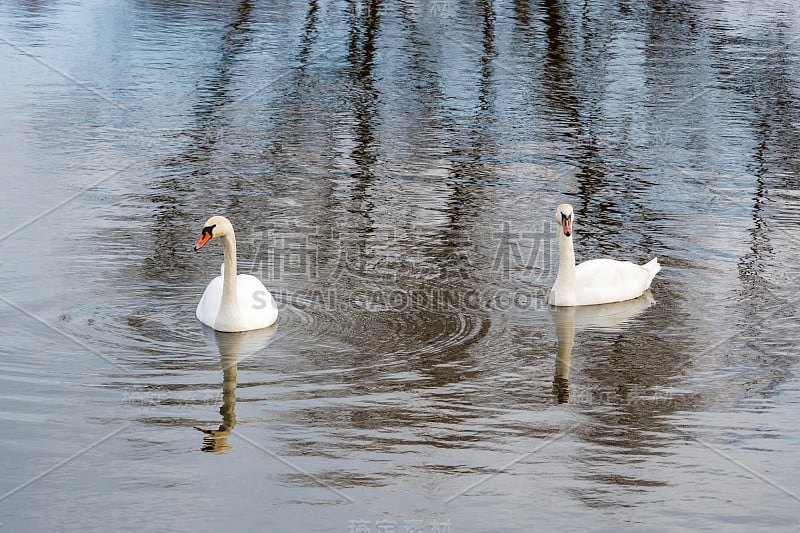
[[1, 0, 799, 531]]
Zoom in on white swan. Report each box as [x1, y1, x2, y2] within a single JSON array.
[[548, 204, 661, 306], [194, 215, 278, 332]]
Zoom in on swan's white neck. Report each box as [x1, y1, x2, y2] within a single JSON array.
[[552, 233, 576, 305], [217, 232, 242, 329]]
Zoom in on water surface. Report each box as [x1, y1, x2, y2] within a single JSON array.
[[1, 0, 800, 531]]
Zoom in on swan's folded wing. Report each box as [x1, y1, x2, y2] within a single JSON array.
[[574, 259, 654, 306], [236, 274, 278, 329]]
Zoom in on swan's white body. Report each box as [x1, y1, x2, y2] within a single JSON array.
[[196, 268, 278, 332], [548, 204, 660, 307], [194, 216, 278, 332]]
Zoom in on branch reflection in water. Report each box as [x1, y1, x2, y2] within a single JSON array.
[[551, 292, 656, 404], [194, 325, 277, 452]]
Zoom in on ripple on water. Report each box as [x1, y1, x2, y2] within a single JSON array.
[[273, 289, 491, 360], [58, 298, 221, 369], [55, 285, 491, 379]]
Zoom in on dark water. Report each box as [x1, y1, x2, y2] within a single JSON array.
[[2, 0, 800, 530]]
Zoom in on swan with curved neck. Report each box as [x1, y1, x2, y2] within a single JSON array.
[[548, 204, 660, 306], [194, 216, 278, 332]]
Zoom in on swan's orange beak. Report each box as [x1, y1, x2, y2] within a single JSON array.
[[194, 224, 216, 251], [561, 213, 572, 237], [194, 232, 212, 251]]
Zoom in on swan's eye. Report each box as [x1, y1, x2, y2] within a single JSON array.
[[202, 224, 216, 238]]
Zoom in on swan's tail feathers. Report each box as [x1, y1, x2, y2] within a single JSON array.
[[642, 257, 661, 288]]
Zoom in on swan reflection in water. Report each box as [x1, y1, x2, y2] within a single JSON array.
[[551, 292, 656, 404], [194, 325, 277, 452]]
